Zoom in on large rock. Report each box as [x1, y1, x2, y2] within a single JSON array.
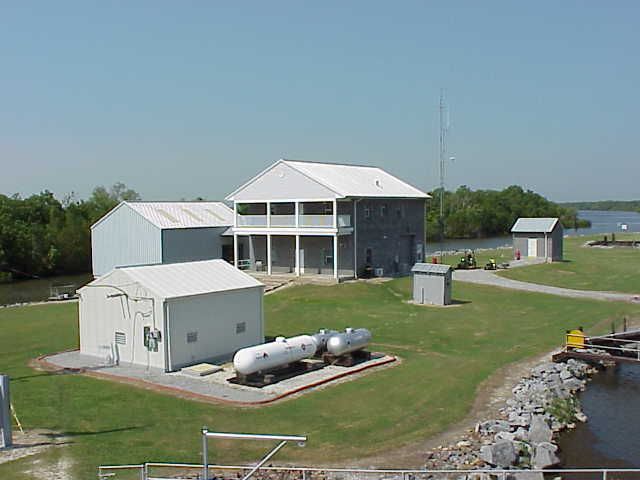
[[479, 440, 518, 468], [507, 473, 545, 480], [532, 443, 560, 469], [529, 415, 553, 444]]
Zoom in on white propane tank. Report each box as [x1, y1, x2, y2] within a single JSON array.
[[233, 335, 318, 376], [326, 328, 372, 356]]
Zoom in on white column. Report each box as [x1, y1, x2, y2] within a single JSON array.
[[266, 201, 271, 227], [295, 201, 299, 228], [333, 199, 338, 228], [295, 235, 300, 276], [267, 234, 272, 275], [233, 234, 238, 268], [233, 201, 238, 228], [333, 234, 338, 280]]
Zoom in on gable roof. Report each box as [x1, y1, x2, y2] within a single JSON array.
[[226, 159, 430, 200], [411, 263, 452, 274], [511, 217, 560, 234], [82, 260, 263, 300], [92, 201, 234, 230]]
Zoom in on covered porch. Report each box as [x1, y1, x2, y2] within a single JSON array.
[[233, 233, 355, 280]]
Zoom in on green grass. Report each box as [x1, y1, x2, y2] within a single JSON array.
[[1, 280, 638, 479], [499, 234, 640, 294]]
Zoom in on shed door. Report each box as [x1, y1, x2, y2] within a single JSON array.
[[527, 238, 538, 257]]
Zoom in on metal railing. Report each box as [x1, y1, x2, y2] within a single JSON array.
[[98, 463, 640, 480], [237, 215, 268, 226], [270, 214, 296, 227], [298, 214, 333, 227]]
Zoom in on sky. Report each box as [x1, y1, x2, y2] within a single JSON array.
[[1, 1, 638, 203]]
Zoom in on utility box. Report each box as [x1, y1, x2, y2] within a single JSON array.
[[411, 263, 452, 306]]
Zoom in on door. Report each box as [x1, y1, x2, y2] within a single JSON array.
[[527, 238, 538, 257]]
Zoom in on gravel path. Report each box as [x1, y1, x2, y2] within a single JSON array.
[[454, 269, 640, 303]]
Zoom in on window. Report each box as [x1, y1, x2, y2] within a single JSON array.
[[396, 204, 404, 218], [365, 248, 373, 264], [364, 205, 371, 219], [143, 326, 150, 348], [115, 331, 126, 345], [187, 331, 198, 343], [236, 322, 246, 334], [380, 204, 388, 217]]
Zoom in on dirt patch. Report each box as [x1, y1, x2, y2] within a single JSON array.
[[0, 429, 70, 466]]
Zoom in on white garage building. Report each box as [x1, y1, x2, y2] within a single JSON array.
[[78, 260, 264, 372]]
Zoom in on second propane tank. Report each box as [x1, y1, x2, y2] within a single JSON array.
[[326, 328, 372, 356]]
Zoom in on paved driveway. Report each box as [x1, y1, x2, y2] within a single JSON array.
[[453, 269, 640, 303]]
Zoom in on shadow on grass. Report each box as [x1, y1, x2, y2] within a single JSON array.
[[451, 299, 472, 305], [43, 426, 146, 438]]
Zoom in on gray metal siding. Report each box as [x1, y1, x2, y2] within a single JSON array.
[[91, 204, 162, 277], [412, 270, 452, 305], [550, 223, 564, 260], [354, 199, 426, 276], [161, 227, 226, 265], [166, 287, 264, 370], [513, 224, 563, 261]]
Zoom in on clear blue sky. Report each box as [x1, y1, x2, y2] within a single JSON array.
[[1, 1, 638, 202]]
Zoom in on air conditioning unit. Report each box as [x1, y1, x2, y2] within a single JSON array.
[[374, 267, 384, 277]]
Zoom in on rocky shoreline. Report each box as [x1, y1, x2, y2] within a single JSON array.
[[424, 357, 598, 479]]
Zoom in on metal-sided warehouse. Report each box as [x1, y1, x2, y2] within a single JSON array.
[[78, 259, 264, 372]]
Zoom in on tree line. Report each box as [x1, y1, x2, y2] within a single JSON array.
[[560, 200, 640, 213], [0, 183, 140, 281], [426, 185, 590, 241]]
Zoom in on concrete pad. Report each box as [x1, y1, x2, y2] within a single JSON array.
[[40, 351, 396, 405], [181, 363, 223, 377]]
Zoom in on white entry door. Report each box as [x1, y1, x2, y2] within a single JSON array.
[[527, 238, 538, 257]]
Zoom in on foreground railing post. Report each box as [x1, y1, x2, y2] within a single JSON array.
[[202, 427, 209, 480], [603, 470, 608, 480]]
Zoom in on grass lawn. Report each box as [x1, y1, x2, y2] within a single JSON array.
[[498, 234, 640, 294], [1, 279, 638, 479]]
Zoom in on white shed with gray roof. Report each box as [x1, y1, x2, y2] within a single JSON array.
[[411, 263, 452, 305], [511, 217, 563, 261], [91, 201, 234, 277], [78, 260, 264, 372]]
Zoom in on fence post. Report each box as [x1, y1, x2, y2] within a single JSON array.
[[302, 469, 306, 480], [603, 470, 608, 480], [0, 375, 12, 448], [202, 427, 208, 480]]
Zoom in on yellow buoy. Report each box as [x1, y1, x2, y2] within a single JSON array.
[[566, 328, 585, 349]]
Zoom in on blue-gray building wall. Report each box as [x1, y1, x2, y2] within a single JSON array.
[[161, 227, 228, 265], [354, 198, 426, 277], [91, 204, 162, 277]]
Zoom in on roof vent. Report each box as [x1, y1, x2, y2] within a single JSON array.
[[375, 179, 382, 189]]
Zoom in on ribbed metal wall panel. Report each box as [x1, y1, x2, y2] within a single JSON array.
[[91, 204, 162, 276]]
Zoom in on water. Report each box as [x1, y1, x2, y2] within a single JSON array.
[[425, 210, 640, 254], [558, 363, 640, 469], [0, 273, 92, 306]]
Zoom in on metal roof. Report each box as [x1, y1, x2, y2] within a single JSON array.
[[511, 217, 560, 234], [411, 263, 452, 274], [93, 201, 234, 230], [226, 159, 430, 200], [84, 260, 263, 300]]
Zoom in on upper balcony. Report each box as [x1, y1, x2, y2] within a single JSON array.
[[234, 201, 352, 231]]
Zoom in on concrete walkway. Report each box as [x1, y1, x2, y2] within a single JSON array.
[[453, 269, 640, 303]]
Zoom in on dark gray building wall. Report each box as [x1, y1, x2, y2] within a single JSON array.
[[161, 227, 227, 264], [353, 198, 426, 277]]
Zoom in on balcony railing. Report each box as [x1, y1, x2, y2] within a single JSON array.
[[237, 215, 267, 226], [270, 215, 296, 227], [298, 214, 333, 227], [236, 214, 351, 228]]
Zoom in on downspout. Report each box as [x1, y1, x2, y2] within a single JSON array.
[[163, 300, 171, 372]]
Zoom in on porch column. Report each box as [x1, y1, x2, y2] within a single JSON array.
[[267, 234, 272, 275], [295, 202, 299, 228], [295, 235, 300, 276], [266, 201, 271, 227], [333, 234, 338, 280], [233, 234, 238, 268], [333, 199, 338, 228]]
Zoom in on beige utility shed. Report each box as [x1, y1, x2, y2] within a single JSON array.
[[411, 263, 452, 306], [78, 260, 264, 372]]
